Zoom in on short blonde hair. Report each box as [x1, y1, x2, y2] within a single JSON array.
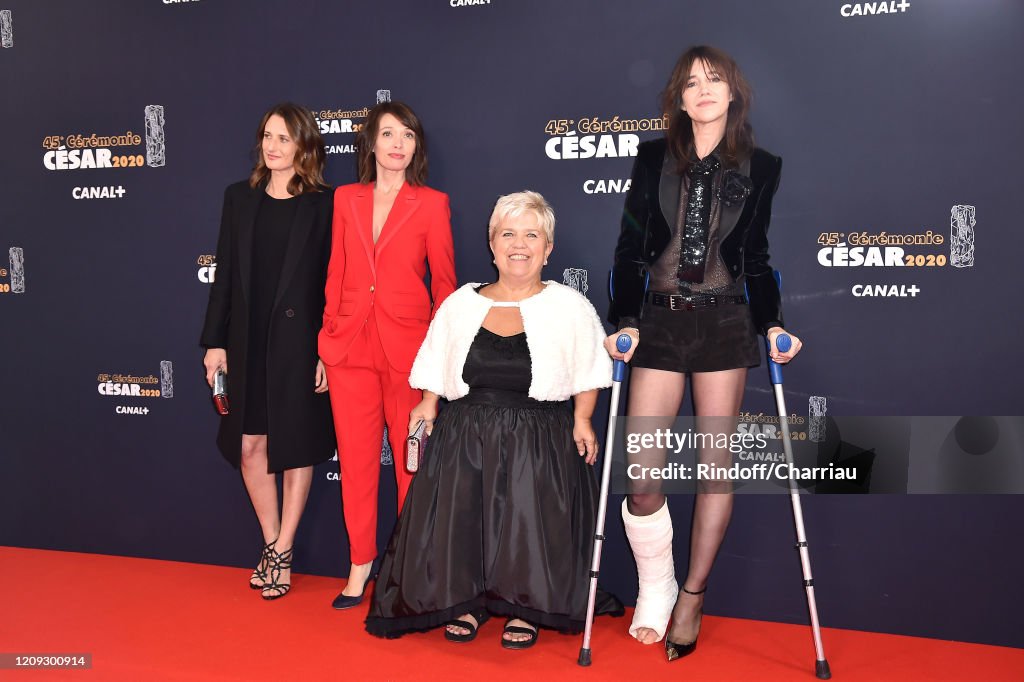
[[488, 191, 555, 242]]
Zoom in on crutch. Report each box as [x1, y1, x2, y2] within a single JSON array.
[[578, 333, 632, 667], [768, 330, 831, 680]]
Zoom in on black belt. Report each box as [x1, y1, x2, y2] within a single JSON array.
[[647, 291, 747, 311]]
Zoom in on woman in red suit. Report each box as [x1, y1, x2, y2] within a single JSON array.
[[319, 101, 457, 609]]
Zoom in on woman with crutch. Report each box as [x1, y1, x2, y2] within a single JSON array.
[[605, 45, 803, 661]]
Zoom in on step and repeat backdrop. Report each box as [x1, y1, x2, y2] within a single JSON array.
[[2, 0, 1022, 648]]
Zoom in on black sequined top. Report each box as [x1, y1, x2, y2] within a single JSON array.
[[647, 154, 743, 296]]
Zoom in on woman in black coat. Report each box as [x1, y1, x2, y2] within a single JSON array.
[[605, 46, 803, 661], [200, 102, 335, 600]]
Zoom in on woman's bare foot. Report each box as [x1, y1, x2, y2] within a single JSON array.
[[632, 626, 661, 644], [446, 612, 479, 638], [502, 618, 537, 644]]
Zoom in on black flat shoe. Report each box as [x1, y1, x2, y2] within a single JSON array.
[[501, 619, 538, 650], [665, 585, 705, 662], [444, 608, 490, 643], [249, 539, 276, 590], [331, 563, 377, 610]]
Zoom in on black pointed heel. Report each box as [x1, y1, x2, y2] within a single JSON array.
[[331, 560, 377, 610], [261, 545, 293, 601], [665, 585, 706, 662], [249, 539, 276, 590]]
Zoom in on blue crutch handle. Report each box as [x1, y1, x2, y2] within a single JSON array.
[[768, 332, 791, 385], [613, 334, 632, 382], [765, 270, 788, 384]]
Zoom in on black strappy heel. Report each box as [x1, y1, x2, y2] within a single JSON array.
[[249, 539, 276, 590], [261, 545, 293, 601]]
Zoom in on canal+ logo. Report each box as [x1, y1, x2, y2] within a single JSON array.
[[840, 1, 910, 17]]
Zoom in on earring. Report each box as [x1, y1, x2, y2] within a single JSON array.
[[543, 260, 548, 265]]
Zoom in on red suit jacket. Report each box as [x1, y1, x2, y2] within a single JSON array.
[[318, 182, 457, 371]]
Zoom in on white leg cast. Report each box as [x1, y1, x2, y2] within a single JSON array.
[[621, 499, 677, 642]]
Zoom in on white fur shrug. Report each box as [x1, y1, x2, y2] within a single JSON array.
[[409, 282, 613, 401]]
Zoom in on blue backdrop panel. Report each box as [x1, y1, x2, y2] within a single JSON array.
[[1, 0, 1021, 649]]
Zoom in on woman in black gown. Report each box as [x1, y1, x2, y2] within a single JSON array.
[[365, 191, 622, 648], [200, 103, 335, 600]]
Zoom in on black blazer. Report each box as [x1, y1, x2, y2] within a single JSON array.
[[200, 180, 335, 472], [609, 138, 784, 335]]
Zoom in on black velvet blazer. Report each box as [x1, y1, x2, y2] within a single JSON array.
[[609, 138, 784, 335]]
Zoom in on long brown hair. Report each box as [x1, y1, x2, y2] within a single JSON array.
[[660, 46, 754, 173], [248, 102, 328, 195], [356, 101, 428, 186]]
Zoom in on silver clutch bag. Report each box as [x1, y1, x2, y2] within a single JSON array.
[[212, 369, 229, 415], [406, 419, 429, 472]]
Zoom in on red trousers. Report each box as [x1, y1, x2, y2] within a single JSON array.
[[325, 309, 420, 565]]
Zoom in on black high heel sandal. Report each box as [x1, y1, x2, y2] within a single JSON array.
[[261, 545, 293, 601], [249, 539, 276, 590], [444, 608, 490, 643], [665, 585, 706, 662]]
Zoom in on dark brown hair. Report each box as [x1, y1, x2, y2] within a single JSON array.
[[660, 45, 755, 173], [248, 102, 328, 195], [356, 101, 428, 186]]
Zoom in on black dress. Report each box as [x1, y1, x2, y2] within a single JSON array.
[[243, 195, 298, 435], [365, 328, 623, 637]]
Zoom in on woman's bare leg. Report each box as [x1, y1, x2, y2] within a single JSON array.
[[240, 434, 280, 544], [269, 465, 314, 591], [240, 434, 279, 587]]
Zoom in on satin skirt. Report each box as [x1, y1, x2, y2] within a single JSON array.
[[365, 388, 623, 638]]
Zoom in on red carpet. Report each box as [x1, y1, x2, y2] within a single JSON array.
[[2, 547, 1021, 681]]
